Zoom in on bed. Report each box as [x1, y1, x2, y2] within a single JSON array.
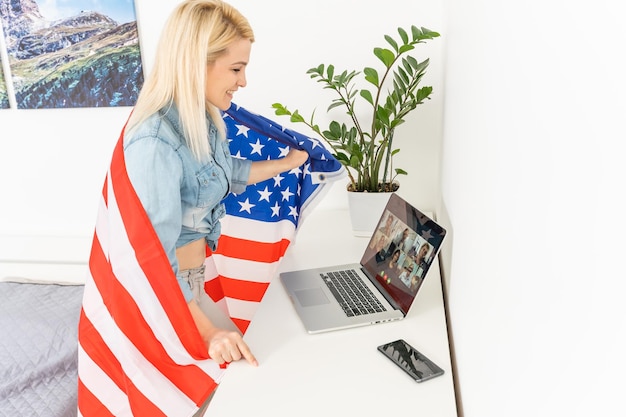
[[0, 278, 84, 417]]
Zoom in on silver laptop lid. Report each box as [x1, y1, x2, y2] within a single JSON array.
[[359, 194, 447, 315]]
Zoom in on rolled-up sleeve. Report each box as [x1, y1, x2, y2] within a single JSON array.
[[230, 158, 252, 195]]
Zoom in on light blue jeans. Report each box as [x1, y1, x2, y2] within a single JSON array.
[[179, 265, 239, 333]]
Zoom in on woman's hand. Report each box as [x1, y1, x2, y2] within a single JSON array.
[[206, 328, 258, 366], [283, 148, 309, 170], [247, 147, 309, 185], [188, 300, 258, 366]]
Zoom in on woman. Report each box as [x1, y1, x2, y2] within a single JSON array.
[[78, 1, 308, 415], [387, 249, 401, 270], [124, 0, 306, 369]]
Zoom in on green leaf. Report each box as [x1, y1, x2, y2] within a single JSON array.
[[392, 75, 404, 95], [349, 155, 361, 169], [363, 67, 379, 87], [395, 168, 408, 176], [306, 65, 324, 78], [398, 27, 409, 44], [345, 70, 359, 84], [389, 87, 401, 106], [326, 64, 335, 81], [421, 27, 441, 39], [327, 101, 344, 111], [406, 55, 419, 69], [396, 67, 410, 85], [390, 118, 405, 129], [376, 105, 390, 126], [415, 85, 433, 102], [272, 103, 291, 116], [411, 57, 429, 74], [398, 44, 415, 55], [411, 26, 441, 42], [329, 120, 342, 138], [373, 47, 395, 68], [290, 110, 305, 123], [411, 25, 422, 41], [385, 35, 399, 53], [336, 70, 348, 86], [401, 57, 414, 75], [360, 89, 374, 105], [334, 152, 350, 164]]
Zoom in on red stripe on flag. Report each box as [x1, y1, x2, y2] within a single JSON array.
[[231, 317, 251, 333], [78, 309, 125, 392], [78, 309, 165, 416], [205, 278, 225, 302], [218, 276, 270, 303], [109, 139, 208, 359], [102, 176, 108, 206], [88, 219, 216, 406], [215, 234, 291, 263], [77, 378, 115, 417]]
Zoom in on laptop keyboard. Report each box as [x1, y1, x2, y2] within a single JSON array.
[[322, 269, 387, 317]]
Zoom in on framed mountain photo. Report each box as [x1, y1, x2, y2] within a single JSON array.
[[0, 57, 8, 109], [0, 0, 144, 109]]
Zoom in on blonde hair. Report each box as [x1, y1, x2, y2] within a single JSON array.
[[126, 0, 254, 161]]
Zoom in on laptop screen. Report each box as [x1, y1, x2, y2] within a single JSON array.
[[360, 193, 447, 314]]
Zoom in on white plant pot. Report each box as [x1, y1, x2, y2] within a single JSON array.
[[347, 189, 395, 237]]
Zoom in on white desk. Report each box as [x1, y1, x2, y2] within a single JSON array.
[[208, 207, 458, 416]]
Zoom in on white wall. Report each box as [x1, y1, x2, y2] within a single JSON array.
[[440, 0, 626, 416], [8, 0, 624, 415], [0, 0, 445, 278]]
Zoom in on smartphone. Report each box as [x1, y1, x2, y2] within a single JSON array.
[[377, 339, 445, 382]]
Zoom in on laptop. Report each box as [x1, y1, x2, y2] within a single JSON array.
[[280, 193, 447, 334]]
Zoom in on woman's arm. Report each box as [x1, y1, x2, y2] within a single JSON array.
[[187, 300, 258, 366], [247, 148, 309, 185]]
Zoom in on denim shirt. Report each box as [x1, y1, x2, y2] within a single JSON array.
[[124, 105, 251, 302]]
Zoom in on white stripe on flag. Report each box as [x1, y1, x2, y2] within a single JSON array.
[[220, 215, 296, 242], [81, 279, 200, 417], [78, 344, 132, 417], [224, 297, 267, 322], [210, 254, 281, 283]]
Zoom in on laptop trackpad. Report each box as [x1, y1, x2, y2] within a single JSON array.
[[295, 288, 329, 307]]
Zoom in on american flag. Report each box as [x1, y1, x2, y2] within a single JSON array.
[[206, 103, 345, 332], [77, 103, 344, 416]]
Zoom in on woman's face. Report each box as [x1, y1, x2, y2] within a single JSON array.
[[205, 37, 252, 110]]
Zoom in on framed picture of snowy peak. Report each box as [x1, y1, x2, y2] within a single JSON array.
[[0, 0, 144, 109]]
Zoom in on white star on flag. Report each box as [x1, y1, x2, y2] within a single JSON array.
[[278, 146, 290, 157], [308, 137, 323, 150], [257, 186, 272, 202], [250, 138, 264, 156], [272, 173, 284, 187], [270, 201, 281, 217], [289, 166, 302, 176], [281, 187, 295, 201], [235, 124, 250, 137], [238, 198, 255, 213]]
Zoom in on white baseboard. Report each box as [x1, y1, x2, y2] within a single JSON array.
[[0, 234, 91, 283]]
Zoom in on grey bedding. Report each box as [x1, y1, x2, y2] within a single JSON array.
[[0, 280, 84, 417]]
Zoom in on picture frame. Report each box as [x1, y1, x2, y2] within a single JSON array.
[[0, 0, 144, 109]]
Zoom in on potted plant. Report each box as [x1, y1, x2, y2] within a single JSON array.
[[272, 25, 440, 234]]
